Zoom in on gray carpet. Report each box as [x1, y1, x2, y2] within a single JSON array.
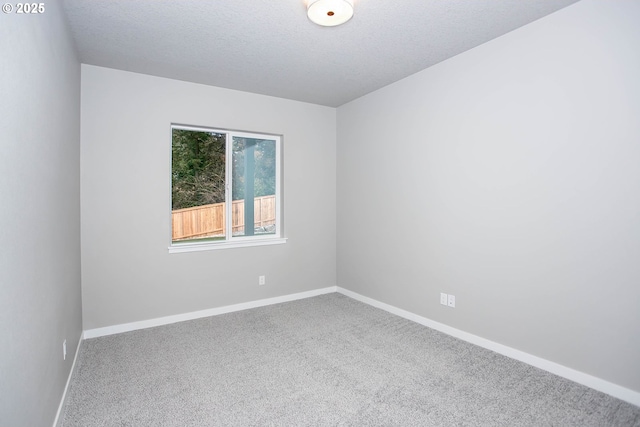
[[62, 293, 640, 426]]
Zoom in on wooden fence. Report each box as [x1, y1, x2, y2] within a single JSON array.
[[172, 195, 276, 241]]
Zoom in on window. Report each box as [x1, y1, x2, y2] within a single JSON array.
[[169, 125, 284, 252]]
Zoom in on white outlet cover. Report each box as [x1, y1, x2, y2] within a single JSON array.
[[447, 294, 456, 308], [440, 293, 448, 305], [259, 276, 266, 285]]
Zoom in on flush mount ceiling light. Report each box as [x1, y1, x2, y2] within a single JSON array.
[[307, 0, 354, 27]]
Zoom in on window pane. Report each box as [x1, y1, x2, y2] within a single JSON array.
[[232, 137, 277, 237], [171, 129, 226, 243]]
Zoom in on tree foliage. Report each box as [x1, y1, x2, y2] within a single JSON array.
[[172, 130, 277, 210], [172, 129, 225, 210]]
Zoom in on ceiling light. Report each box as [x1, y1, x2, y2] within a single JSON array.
[[307, 0, 354, 27]]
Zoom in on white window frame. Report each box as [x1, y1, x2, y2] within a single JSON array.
[[169, 124, 286, 253]]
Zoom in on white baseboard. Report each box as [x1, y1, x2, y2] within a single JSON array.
[[336, 286, 640, 408], [52, 331, 84, 427], [74, 286, 640, 411], [84, 286, 338, 339]]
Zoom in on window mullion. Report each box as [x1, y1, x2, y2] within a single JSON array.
[[225, 132, 233, 241], [275, 136, 281, 237]]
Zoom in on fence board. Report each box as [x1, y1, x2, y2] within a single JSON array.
[[172, 195, 276, 241]]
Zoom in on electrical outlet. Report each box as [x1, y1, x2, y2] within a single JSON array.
[[63, 339, 67, 360], [259, 275, 266, 285], [447, 294, 456, 308], [440, 293, 448, 306]]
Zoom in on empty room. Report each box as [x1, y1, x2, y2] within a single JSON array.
[[1, 0, 639, 425]]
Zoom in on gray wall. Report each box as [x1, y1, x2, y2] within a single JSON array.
[[0, 1, 83, 426], [80, 65, 336, 330], [337, 0, 640, 393]]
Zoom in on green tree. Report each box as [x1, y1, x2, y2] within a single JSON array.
[[172, 129, 226, 210], [172, 130, 277, 210]]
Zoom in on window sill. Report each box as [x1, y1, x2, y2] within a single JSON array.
[[168, 237, 287, 254]]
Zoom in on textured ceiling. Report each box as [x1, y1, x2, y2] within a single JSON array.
[[63, 0, 579, 107]]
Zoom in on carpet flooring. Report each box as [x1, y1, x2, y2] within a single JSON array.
[[62, 293, 640, 426]]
